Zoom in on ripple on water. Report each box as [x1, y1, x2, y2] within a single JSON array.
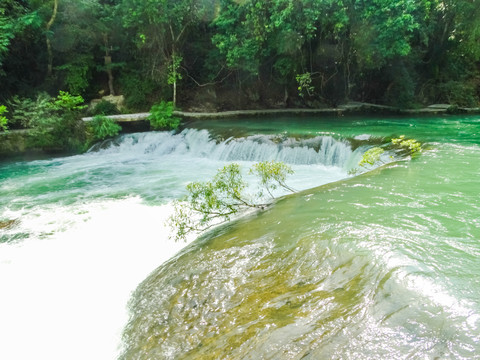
[[120, 142, 480, 359]]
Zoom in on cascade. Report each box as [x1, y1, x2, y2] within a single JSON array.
[[93, 129, 357, 168], [3, 116, 478, 360]]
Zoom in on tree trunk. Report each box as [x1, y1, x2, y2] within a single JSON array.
[[104, 35, 115, 95], [46, 0, 59, 78], [171, 46, 177, 107], [173, 79, 177, 107], [107, 68, 115, 96], [104, 55, 115, 96]]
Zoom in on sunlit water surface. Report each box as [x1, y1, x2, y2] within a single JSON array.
[[1, 115, 479, 359]]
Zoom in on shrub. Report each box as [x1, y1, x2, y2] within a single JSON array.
[[119, 71, 160, 110], [296, 73, 314, 98], [0, 105, 8, 132], [28, 91, 87, 152], [4, 91, 87, 151], [8, 93, 52, 129], [423, 80, 477, 107], [148, 101, 181, 130], [89, 115, 122, 141], [383, 63, 416, 108], [438, 81, 477, 107], [56, 55, 94, 96], [249, 160, 295, 197], [352, 135, 422, 174], [48, 91, 87, 113]]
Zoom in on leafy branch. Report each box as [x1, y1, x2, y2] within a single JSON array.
[[296, 73, 315, 98], [48, 91, 87, 112], [250, 160, 295, 198], [168, 161, 295, 242], [391, 135, 422, 154], [351, 135, 422, 174], [358, 147, 385, 168]]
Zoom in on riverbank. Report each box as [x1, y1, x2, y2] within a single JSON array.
[[2, 102, 479, 160], [81, 102, 480, 123]]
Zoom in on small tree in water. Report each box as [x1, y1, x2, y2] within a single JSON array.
[[391, 135, 422, 154], [351, 135, 422, 174], [168, 161, 295, 242]]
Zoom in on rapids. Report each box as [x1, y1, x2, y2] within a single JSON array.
[[1, 115, 479, 359], [0, 127, 357, 359]]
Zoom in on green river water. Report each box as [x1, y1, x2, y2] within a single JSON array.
[[1, 115, 479, 359]]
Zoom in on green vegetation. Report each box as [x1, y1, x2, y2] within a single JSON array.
[[168, 161, 295, 242], [0, 105, 8, 131], [88, 115, 122, 142], [29, 91, 87, 151], [168, 55, 183, 107], [6, 91, 87, 152], [0, 0, 479, 155], [89, 100, 120, 116], [358, 147, 386, 168], [1, 0, 479, 111], [296, 73, 315, 99], [353, 136, 422, 173], [392, 135, 422, 155], [49, 91, 86, 113], [249, 160, 295, 198], [7, 94, 51, 129], [148, 101, 181, 131], [5, 90, 124, 152]]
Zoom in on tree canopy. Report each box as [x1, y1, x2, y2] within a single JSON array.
[[0, 0, 479, 109]]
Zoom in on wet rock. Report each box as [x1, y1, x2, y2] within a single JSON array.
[[0, 219, 18, 230]]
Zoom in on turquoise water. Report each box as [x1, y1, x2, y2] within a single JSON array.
[[187, 114, 480, 143], [1, 115, 479, 359]]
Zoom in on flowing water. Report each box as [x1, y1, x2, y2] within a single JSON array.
[[1, 115, 479, 359]]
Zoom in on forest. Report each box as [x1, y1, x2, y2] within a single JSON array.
[[1, 0, 480, 120]]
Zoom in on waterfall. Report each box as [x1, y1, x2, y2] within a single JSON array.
[[94, 129, 355, 168], [0, 128, 361, 360]]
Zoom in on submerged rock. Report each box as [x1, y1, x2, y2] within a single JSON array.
[[0, 219, 18, 230]]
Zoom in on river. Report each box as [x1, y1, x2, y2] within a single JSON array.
[[1, 115, 479, 359]]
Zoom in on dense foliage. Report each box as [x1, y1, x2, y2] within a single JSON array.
[[147, 101, 181, 130], [0, 105, 8, 131], [5, 91, 88, 152], [0, 0, 479, 110], [88, 115, 122, 142], [88, 100, 120, 116]]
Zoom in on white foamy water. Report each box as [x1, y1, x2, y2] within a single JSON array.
[[0, 129, 358, 359], [0, 198, 196, 360]]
